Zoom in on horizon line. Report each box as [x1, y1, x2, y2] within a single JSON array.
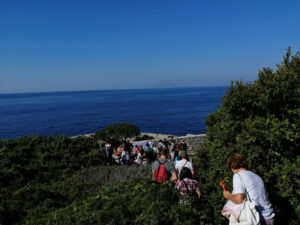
[[0, 85, 228, 95]]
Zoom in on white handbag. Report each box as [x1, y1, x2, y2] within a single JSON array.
[[224, 174, 260, 225]]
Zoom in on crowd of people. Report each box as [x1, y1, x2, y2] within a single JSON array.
[[102, 140, 275, 224], [103, 138, 201, 203], [103, 138, 189, 166]]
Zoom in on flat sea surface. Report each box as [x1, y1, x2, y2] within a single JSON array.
[[0, 87, 227, 139]]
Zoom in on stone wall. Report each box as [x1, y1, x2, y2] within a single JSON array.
[[149, 133, 207, 155], [174, 134, 207, 152]]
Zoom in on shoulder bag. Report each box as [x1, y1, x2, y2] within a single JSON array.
[[222, 173, 260, 225]]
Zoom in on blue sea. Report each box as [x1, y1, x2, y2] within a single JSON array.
[[0, 87, 227, 139]]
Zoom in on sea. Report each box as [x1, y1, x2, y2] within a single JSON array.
[[0, 87, 227, 140]]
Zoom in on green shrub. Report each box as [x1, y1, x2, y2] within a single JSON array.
[[0, 135, 105, 225], [195, 47, 300, 225], [24, 178, 212, 225], [94, 123, 140, 146]]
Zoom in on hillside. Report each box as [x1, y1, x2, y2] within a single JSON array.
[[1, 48, 299, 225]]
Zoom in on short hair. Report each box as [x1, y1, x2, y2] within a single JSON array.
[[227, 153, 248, 170], [176, 144, 183, 151], [179, 167, 192, 180], [160, 147, 169, 157], [146, 143, 150, 147]]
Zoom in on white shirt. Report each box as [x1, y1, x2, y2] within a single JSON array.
[[175, 159, 193, 175], [233, 170, 275, 220], [121, 151, 129, 161], [148, 141, 153, 148]]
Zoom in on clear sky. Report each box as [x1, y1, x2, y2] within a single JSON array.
[[1, 0, 300, 93]]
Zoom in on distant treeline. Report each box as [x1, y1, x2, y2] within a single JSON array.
[[0, 48, 299, 225]]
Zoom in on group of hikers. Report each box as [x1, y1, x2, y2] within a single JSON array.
[[103, 138, 201, 203], [152, 150, 275, 225], [104, 138, 189, 166], [103, 139, 275, 225]]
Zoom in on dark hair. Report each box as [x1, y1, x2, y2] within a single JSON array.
[[176, 144, 183, 151], [227, 153, 248, 170], [179, 167, 192, 180], [146, 143, 150, 147], [160, 147, 169, 157]]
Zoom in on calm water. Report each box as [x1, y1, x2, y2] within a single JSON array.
[[0, 87, 227, 139]]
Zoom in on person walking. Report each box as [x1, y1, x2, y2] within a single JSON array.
[[180, 139, 188, 152], [176, 167, 201, 204], [121, 146, 129, 165], [175, 151, 194, 176], [223, 153, 275, 225], [152, 148, 177, 183], [106, 144, 113, 165], [145, 143, 154, 164], [173, 144, 183, 164]]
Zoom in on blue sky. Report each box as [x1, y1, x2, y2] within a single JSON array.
[[1, 0, 300, 93]]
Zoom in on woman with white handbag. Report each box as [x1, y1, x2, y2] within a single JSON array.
[[222, 153, 275, 225]]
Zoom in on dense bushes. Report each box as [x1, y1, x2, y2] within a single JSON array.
[[0, 134, 210, 225], [24, 177, 212, 225], [195, 48, 300, 225], [0, 135, 106, 224], [1, 157, 212, 225], [0, 133, 212, 225]]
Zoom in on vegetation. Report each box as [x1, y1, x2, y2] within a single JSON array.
[[195, 47, 300, 225], [0, 135, 210, 224], [0, 48, 299, 224], [94, 123, 141, 146], [0, 135, 106, 224], [134, 134, 155, 141]]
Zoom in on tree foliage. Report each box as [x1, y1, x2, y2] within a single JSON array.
[[195, 47, 300, 225], [94, 123, 141, 146]]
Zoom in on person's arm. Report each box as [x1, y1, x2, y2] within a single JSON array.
[[191, 169, 195, 175], [170, 172, 177, 182], [223, 191, 245, 204], [175, 163, 179, 174], [196, 189, 201, 199], [141, 152, 146, 158], [152, 162, 158, 181], [169, 162, 178, 182], [188, 162, 195, 175], [224, 173, 246, 204], [152, 170, 156, 181]]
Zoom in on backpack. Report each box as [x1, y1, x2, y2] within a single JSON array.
[[182, 179, 197, 199], [155, 161, 168, 183], [179, 179, 199, 204]]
